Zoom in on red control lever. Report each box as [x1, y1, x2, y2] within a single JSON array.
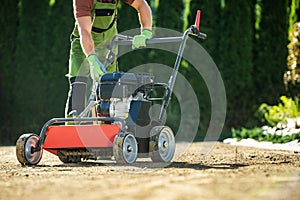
[[195, 10, 201, 31]]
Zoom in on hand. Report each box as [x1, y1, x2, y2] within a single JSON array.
[[132, 29, 152, 49], [87, 54, 107, 81]]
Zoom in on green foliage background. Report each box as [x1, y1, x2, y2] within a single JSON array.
[[0, 0, 299, 145]]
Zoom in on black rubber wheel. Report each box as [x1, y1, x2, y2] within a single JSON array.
[[16, 133, 43, 166], [149, 126, 175, 163], [113, 133, 138, 164]]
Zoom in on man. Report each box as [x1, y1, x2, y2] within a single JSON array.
[[65, 0, 152, 117]]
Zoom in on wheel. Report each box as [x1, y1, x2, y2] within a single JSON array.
[[57, 150, 81, 163], [113, 133, 138, 164], [16, 133, 43, 165], [150, 126, 175, 163]]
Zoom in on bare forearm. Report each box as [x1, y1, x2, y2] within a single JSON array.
[[131, 0, 152, 30], [138, 4, 152, 30], [76, 16, 95, 56], [79, 28, 95, 56]]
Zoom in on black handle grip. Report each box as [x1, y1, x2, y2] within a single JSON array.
[[190, 25, 207, 40], [188, 32, 207, 40]]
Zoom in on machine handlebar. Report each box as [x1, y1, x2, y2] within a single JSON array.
[[114, 29, 207, 46]]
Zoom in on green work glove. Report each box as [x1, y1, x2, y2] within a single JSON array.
[[87, 54, 107, 81], [132, 29, 153, 49]]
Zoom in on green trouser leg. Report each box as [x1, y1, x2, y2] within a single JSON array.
[[66, 17, 118, 124], [65, 76, 88, 120]]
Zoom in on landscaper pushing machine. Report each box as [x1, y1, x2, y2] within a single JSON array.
[[16, 6, 206, 166], [65, 0, 153, 118]]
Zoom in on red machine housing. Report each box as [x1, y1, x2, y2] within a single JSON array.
[[43, 124, 120, 156]]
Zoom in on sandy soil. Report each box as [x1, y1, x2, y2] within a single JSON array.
[[0, 142, 299, 200]]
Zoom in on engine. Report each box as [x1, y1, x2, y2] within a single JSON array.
[[97, 72, 154, 120]]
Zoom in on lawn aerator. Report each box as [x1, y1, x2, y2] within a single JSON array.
[[16, 11, 206, 165]]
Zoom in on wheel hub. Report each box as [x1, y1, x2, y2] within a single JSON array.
[[162, 141, 168, 149], [127, 145, 133, 153]]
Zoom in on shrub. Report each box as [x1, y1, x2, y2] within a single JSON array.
[[256, 96, 300, 126]]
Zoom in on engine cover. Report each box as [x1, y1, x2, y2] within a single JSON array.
[[98, 72, 153, 100]]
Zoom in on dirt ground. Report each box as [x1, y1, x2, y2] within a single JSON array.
[[0, 142, 299, 200]]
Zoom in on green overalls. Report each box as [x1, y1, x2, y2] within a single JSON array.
[[68, 0, 119, 77], [65, 0, 119, 117]]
